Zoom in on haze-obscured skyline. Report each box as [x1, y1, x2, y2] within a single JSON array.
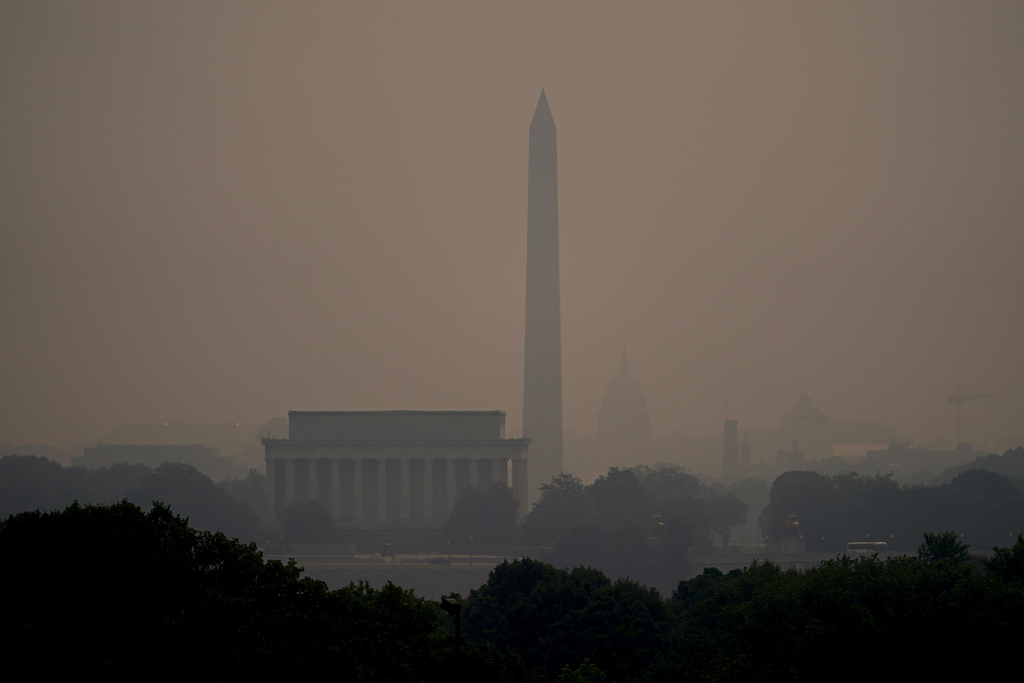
[[2, 2, 1021, 448]]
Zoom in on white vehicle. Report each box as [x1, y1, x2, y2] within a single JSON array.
[[846, 541, 889, 557]]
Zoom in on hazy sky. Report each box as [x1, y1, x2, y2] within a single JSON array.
[[2, 1, 1022, 448]]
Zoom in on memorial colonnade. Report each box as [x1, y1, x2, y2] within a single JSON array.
[[263, 411, 530, 528]]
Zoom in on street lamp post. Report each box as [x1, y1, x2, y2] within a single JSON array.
[[440, 597, 462, 683]]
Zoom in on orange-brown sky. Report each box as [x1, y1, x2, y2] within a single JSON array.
[[2, 2, 1022, 449]]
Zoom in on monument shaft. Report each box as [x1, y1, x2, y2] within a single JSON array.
[[523, 90, 563, 494]]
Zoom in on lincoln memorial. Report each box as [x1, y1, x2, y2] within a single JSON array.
[[263, 411, 530, 527]]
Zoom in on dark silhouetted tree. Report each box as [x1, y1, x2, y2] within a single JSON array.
[[3, 499, 523, 682], [132, 461, 261, 540], [523, 472, 595, 546], [219, 468, 268, 521], [986, 533, 1024, 585], [917, 530, 971, 567], [446, 482, 520, 546], [588, 467, 654, 531], [282, 499, 338, 542], [702, 493, 748, 546]]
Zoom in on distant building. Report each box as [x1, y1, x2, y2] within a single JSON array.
[[564, 350, 662, 482], [777, 393, 828, 460], [776, 440, 806, 467], [718, 394, 904, 472], [95, 420, 270, 474], [262, 411, 529, 526], [596, 348, 652, 456], [863, 442, 979, 476]]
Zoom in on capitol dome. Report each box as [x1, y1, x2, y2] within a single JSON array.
[[780, 392, 828, 427], [597, 348, 651, 440]]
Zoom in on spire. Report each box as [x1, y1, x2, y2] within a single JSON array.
[[619, 347, 630, 377], [531, 89, 554, 130], [523, 89, 562, 498]]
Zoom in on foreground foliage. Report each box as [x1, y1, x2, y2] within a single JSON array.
[[659, 554, 1022, 681], [4, 500, 1023, 681], [464, 559, 668, 682], [463, 549, 1024, 682], [0, 501, 519, 682]]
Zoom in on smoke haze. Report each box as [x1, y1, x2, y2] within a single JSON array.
[[2, 2, 1022, 448]]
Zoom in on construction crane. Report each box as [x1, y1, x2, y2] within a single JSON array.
[[947, 385, 991, 448]]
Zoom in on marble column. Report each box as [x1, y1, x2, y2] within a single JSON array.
[[424, 458, 434, 520], [376, 458, 386, 521], [267, 459, 279, 521], [310, 460, 318, 506], [400, 459, 410, 520], [353, 458, 363, 520], [284, 459, 296, 509], [330, 459, 342, 520], [446, 457, 457, 515]]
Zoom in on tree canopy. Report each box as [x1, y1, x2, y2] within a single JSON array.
[[760, 467, 1024, 552], [5, 499, 1024, 682], [523, 472, 594, 546], [917, 530, 971, 566], [0, 500, 497, 681], [0, 455, 262, 541], [445, 481, 520, 547], [282, 499, 338, 542]]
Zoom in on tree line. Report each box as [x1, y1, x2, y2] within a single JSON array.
[[437, 465, 750, 586], [0, 454, 264, 540], [4, 447, 1023, 568], [761, 455, 1024, 552], [3, 499, 1023, 681]]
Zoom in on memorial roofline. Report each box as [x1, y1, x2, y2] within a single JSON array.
[[287, 410, 508, 417]]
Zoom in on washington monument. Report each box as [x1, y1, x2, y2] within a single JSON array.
[[523, 90, 563, 495]]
